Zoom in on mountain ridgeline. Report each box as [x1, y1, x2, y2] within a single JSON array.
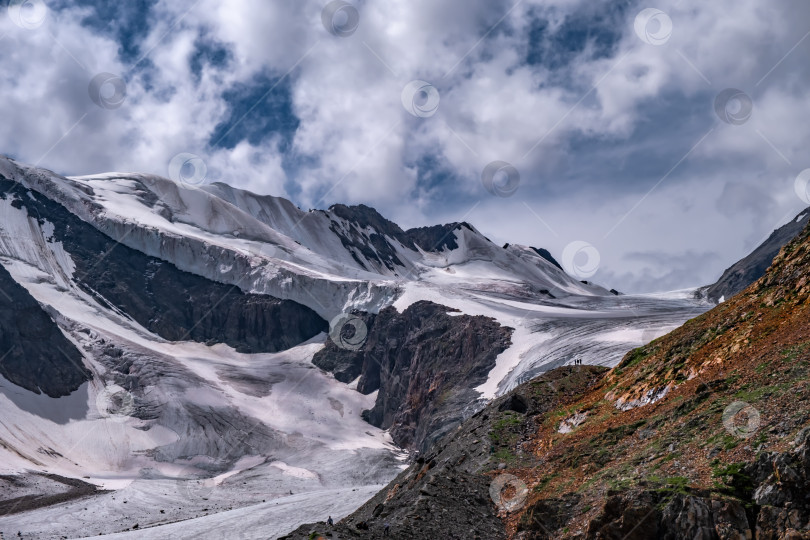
[[0, 154, 594, 457], [0, 176, 327, 381]]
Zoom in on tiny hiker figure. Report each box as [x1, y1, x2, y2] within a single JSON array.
[[327, 516, 334, 526]]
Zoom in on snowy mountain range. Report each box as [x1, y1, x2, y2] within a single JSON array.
[[0, 155, 763, 538]]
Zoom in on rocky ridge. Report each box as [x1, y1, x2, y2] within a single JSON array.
[[702, 207, 809, 302], [313, 300, 513, 451]]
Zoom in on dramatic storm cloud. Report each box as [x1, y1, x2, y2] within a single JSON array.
[[2, 0, 809, 292]]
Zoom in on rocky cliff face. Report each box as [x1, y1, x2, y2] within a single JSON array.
[[0, 177, 327, 356], [0, 263, 89, 397], [313, 300, 513, 451], [326, 204, 488, 269], [405, 222, 476, 253], [509, 213, 810, 539], [748, 427, 810, 539], [326, 204, 415, 271]]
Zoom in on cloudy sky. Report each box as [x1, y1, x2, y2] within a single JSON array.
[[2, 0, 809, 293]]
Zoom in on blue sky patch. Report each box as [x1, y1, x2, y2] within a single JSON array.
[[190, 36, 232, 81], [526, 3, 628, 70], [54, 0, 159, 64], [208, 72, 300, 151]]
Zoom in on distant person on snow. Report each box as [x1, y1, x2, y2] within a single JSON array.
[[327, 516, 334, 526]]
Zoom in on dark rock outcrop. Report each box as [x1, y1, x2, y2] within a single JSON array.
[[327, 204, 414, 271], [313, 301, 512, 451], [0, 177, 327, 354], [311, 312, 376, 384], [571, 489, 751, 540], [0, 263, 89, 397], [327, 204, 491, 268], [747, 427, 810, 539], [530, 247, 563, 270], [702, 208, 809, 302], [329, 204, 414, 247], [405, 222, 475, 253], [501, 244, 564, 270]]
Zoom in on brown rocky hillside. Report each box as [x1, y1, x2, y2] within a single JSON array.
[[284, 220, 810, 539]]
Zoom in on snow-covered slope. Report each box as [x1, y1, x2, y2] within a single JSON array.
[[0, 161, 403, 537], [0, 155, 710, 539], [0, 156, 605, 320]]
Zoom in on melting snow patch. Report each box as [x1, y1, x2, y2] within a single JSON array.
[[614, 384, 673, 411], [558, 412, 588, 434], [269, 461, 319, 479]]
